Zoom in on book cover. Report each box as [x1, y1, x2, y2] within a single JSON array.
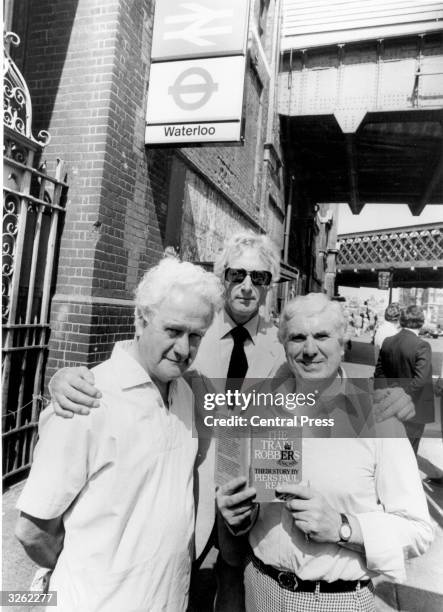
[[216, 428, 302, 502], [249, 430, 302, 502]]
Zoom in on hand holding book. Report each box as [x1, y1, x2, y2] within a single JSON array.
[[276, 482, 342, 544], [216, 476, 258, 535]]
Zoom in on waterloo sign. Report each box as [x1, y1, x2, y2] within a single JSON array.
[[145, 0, 250, 145]]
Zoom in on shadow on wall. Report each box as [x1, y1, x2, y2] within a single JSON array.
[[146, 149, 176, 253], [11, 0, 80, 137]]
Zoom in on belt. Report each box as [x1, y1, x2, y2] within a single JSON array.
[[250, 553, 371, 594]]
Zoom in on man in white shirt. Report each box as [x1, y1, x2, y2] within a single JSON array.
[[217, 293, 433, 612], [47, 231, 285, 611], [15, 259, 223, 612], [373, 302, 401, 361]]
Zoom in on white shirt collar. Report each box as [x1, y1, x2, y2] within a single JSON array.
[[284, 366, 347, 396], [219, 309, 259, 343], [110, 340, 178, 396], [403, 327, 420, 336]]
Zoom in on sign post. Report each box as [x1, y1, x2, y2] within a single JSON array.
[[378, 269, 395, 302], [146, 0, 250, 145], [378, 270, 391, 291]]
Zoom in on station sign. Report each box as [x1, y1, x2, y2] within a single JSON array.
[[151, 0, 250, 61], [145, 122, 242, 144], [146, 57, 245, 124], [145, 0, 250, 146]]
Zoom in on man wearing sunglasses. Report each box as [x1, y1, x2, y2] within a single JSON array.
[[189, 232, 285, 610], [48, 231, 416, 611]]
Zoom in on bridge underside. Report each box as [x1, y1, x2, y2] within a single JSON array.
[[279, 33, 443, 215], [336, 267, 442, 289], [281, 109, 443, 215]]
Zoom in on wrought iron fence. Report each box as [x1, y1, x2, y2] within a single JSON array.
[[2, 32, 68, 482]]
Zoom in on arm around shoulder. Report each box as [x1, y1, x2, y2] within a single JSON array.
[[49, 366, 101, 418]]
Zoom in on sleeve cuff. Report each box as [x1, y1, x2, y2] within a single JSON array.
[[356, 512, 406, 581]]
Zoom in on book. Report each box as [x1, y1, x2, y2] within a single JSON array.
[[215, 428, 302, 502]]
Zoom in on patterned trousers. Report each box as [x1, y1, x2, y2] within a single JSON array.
[[244, 557, 376, 612]]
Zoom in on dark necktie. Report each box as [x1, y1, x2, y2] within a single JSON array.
[[225, 325, 250, 394]]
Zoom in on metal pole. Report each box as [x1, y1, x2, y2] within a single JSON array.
[[283, 175, 294, 264], [389, 269, 394, 304]]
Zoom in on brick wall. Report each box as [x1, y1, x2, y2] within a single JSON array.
[[48, 299, 134, 370], [179, 0, 284, 233], [11, 0, 285, 385], [12, 0, 165, 383], [181, 66, 267, 227]]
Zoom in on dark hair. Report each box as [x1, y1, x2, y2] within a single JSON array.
[[385, 302, 401, 322], [400, 305, 425, 329]]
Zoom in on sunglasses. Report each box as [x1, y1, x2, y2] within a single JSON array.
[[224, 268, 272, 286]]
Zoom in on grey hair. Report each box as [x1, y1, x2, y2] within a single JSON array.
[[213, 231, 280, 281], [134, 258, 224, 322], [278, 293, 346, 343]]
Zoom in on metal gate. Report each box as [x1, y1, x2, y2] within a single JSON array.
[[2, 32, 68, 482]]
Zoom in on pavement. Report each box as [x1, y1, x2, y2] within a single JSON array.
[[2, 334, 443, 611]]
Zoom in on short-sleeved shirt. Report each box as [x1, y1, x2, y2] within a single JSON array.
[[17, 341, 198, 612]]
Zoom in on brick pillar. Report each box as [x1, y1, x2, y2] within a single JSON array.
[[12, 0, 173, 385]]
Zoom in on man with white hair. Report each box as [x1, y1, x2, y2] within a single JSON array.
[[217, 293, 433, 612], [15, 259, 223, 612], [47, 231, 285, 610]]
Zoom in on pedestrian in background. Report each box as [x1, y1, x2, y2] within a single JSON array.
[[374, 305, 434, 454], [373, 302, 401, 361], [431, 363, 443, 485]]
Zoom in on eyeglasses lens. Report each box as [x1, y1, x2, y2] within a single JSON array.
[[225, 268, 272, 286]]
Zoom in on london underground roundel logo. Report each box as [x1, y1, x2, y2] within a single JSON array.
[[168, 67, 218, 110]]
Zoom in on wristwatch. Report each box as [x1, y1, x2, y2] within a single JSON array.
[[338, 513, 352, 542]]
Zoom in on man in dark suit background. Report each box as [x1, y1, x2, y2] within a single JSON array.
[[375, 305, 434, 454]]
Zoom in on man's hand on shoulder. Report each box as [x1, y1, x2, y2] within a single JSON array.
[[49, 367, 101, 418], [373, 387, 415, 423]]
